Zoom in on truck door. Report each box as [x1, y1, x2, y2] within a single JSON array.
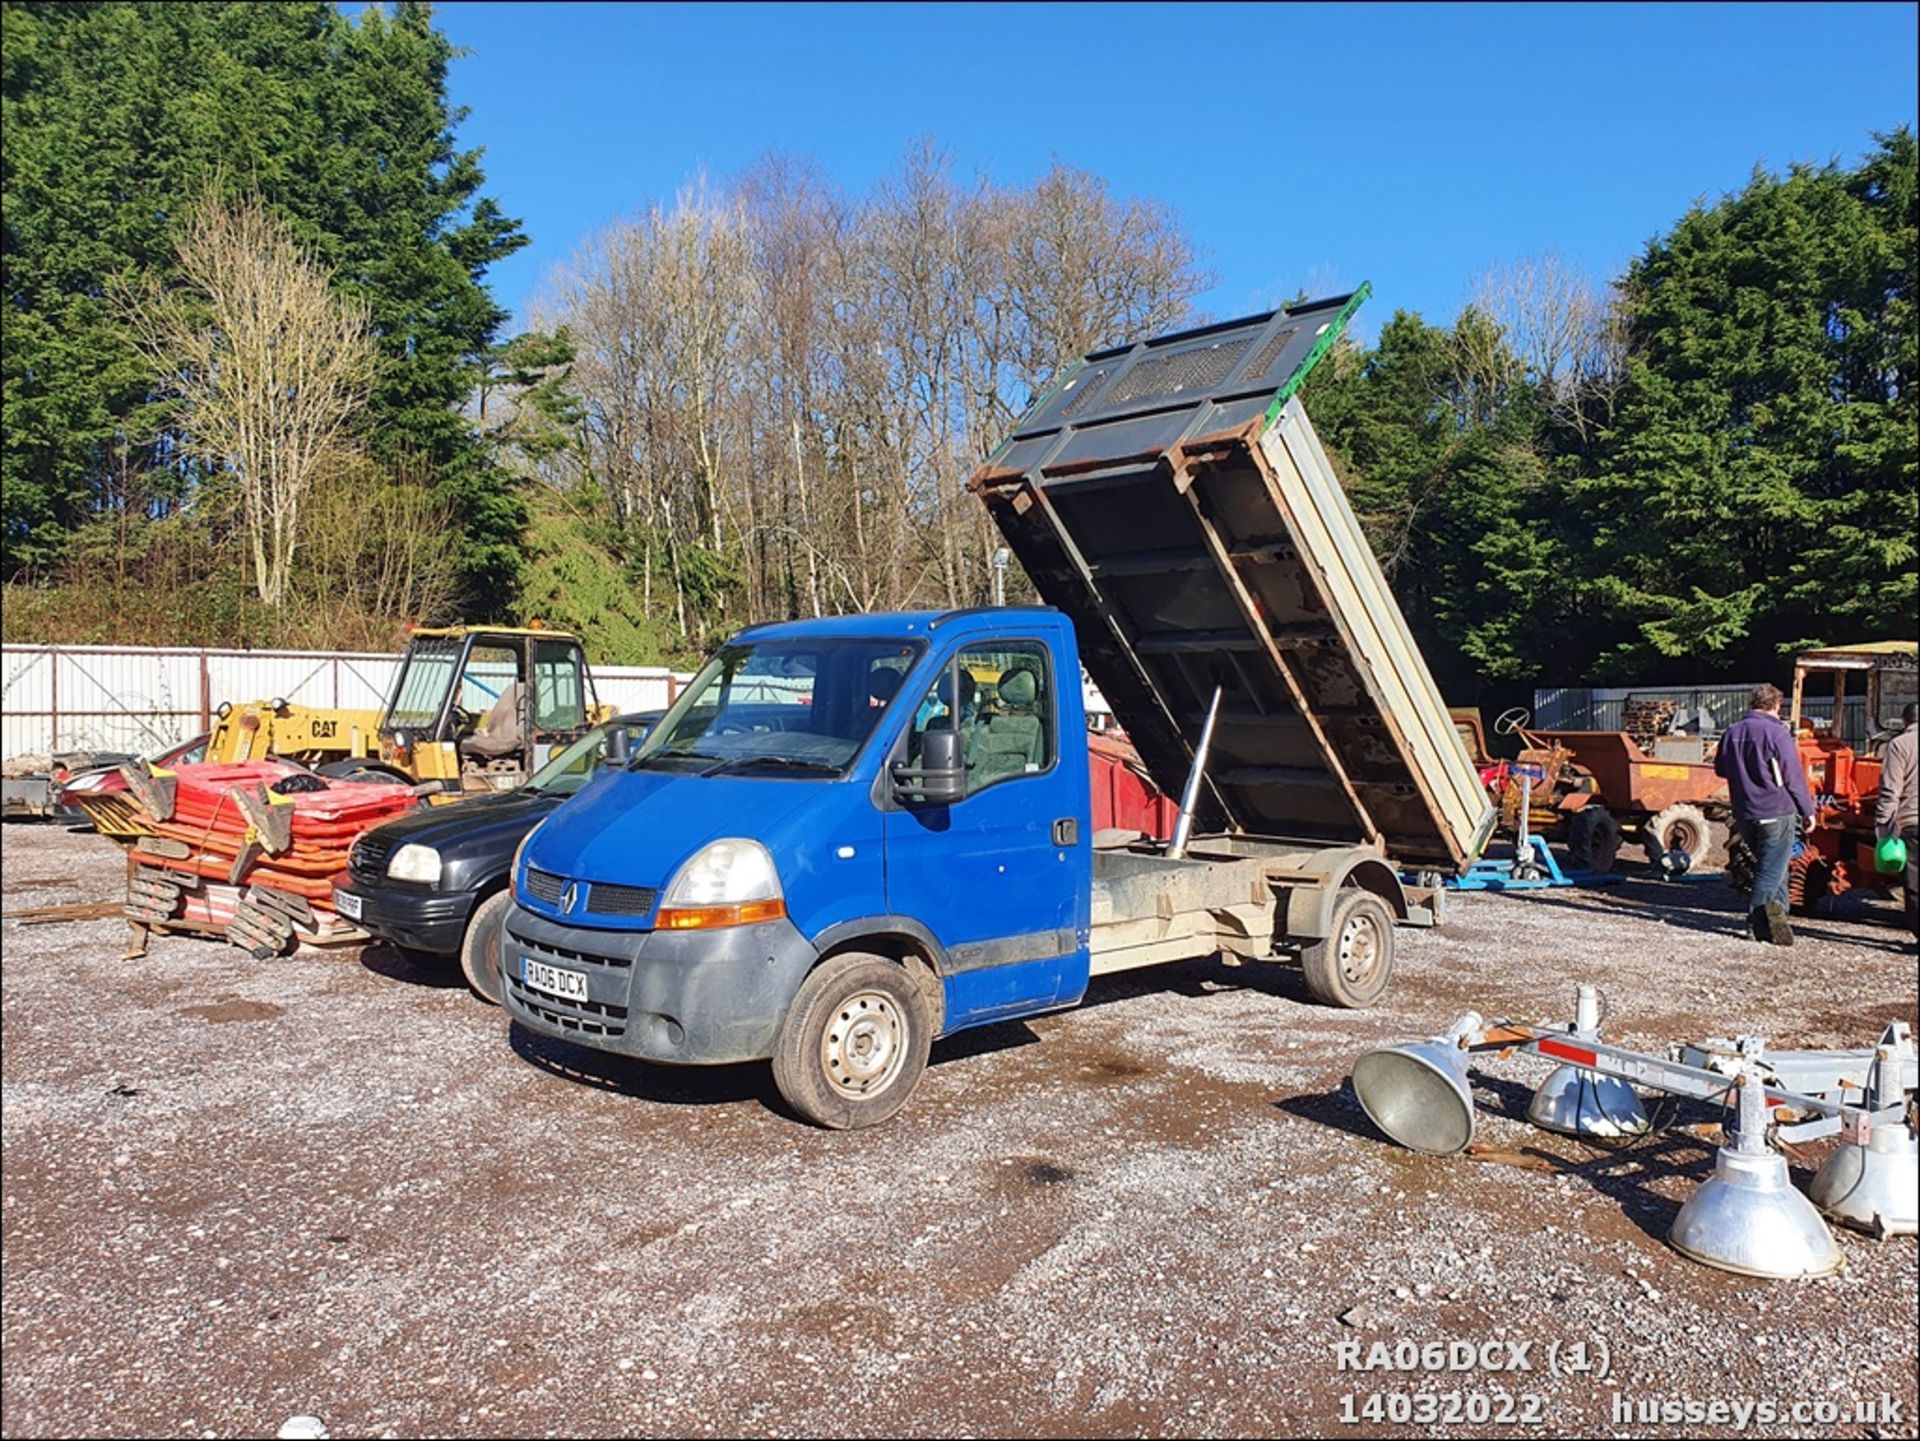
[[885, 638, 1091, 1031]]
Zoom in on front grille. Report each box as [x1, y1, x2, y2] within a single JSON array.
[[505, 973, 628, 1038], [587, 882, 656, 917], [525, 867, 565, 905], [349, 832, 396, 883], [506, 925, 633, 970]]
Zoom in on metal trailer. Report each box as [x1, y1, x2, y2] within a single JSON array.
[[972, 290, 1495, 880]]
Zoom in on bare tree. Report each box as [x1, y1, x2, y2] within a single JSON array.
[[1469, 252, 1628, 438], [120, 192, 378, 607], [534, 148, 1210, 649]]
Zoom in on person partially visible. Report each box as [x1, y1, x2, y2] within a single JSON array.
[[1715, 682, 1816, 945], [1875, 700, 1919, 943]]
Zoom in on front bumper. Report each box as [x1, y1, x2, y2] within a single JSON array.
[[500, 903, 818, 1065], [335, 881, 475, 954]]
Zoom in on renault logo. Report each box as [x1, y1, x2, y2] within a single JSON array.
[[561, 882, 579, 912]]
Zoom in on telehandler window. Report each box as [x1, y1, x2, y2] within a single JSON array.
[[533, 640, 587, 731]]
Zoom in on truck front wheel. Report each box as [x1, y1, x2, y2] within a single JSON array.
[[1299, 890, 1395, 1009], [772, 953, 932, 1130]]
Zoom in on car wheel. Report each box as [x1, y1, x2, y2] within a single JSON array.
[[771, 953, 931, 1130], [460, 891, 512, 1006]]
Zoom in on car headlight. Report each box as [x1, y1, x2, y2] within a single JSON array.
[[657, 838, 784, 929], [387, 843, 443, 885]]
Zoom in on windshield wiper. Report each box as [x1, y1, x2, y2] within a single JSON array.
[[632, 747, 727, 771], [706, 754, 840, 777]]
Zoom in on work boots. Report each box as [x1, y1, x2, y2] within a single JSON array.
[[1762, 900, 1794, 947]]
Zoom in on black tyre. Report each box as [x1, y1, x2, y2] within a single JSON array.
[[1566, 806, 1622, 873], [317, 759, 415, 786], [1299, 890, 1396, 1009], [771, 952, 931, 1129], [460, 890, 512, 1006], [1646, 802, 1711, 871], [1725, 831, 1756, 898]]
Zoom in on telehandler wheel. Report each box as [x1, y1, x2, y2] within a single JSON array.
[[460, 890, 512, 1006], [316, 759, 415, 786], [1299, 890, 1395, 1009], [772, 952, 932, 1130]]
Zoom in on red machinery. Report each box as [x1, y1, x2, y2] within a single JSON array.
[[1755, 642, 1919, 911]]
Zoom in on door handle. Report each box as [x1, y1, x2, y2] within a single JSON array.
[[1052, 817, 1079, 847]]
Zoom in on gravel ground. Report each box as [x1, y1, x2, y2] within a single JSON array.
[[3, 822, 1915, 1439]]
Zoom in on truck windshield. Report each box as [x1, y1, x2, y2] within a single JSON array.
[[635, 638, 923, 776]]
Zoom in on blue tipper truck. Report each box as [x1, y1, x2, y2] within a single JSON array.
[[502, 292, 1496, 1128]]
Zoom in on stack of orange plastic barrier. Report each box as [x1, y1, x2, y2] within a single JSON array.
[[132, 762, 418, 906]]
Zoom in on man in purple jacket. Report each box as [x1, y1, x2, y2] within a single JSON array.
[[1715, 682, 1816, 945]]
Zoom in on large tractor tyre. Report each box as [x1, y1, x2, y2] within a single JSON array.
[[771, 953, 932, 1130], [1566, 806, 1623, 874], [1299, 890, 1397, 1010], [1645, 802, 1712, 872], [459, 890, 512, 1006], [316, 759, 416, 787], [1725, 832, 1756, 900]]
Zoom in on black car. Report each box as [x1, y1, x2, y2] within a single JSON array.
[[335, 712, 659, 1003]]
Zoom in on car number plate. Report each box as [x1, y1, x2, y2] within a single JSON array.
[[333, 888, 363, 921], [522, 956, 589, 1002]]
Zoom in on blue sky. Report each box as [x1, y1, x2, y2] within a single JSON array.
[[415, 1, 1917, 339]]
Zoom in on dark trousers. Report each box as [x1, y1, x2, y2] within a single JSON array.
[[1738, 816, 1796, 914]]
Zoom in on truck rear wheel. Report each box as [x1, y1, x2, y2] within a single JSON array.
[[459, 890, 511, 1006], [1299, 890, 1395, 1009], [772, 953, 931, 1130]]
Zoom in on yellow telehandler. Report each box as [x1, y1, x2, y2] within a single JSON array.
[[79, 626, 614, 838]]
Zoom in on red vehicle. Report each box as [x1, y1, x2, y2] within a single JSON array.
[[54, 733, 210, 832]]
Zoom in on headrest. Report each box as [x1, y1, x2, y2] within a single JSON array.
[[869, 667, 904, 703], [998, 667, 1039, 709], [938, 669, 978, 708]]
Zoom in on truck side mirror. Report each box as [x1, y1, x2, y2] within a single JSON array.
[[603, 725, 631, 767], [892, 727, 965, 806]]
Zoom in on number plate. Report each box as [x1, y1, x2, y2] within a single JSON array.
[[333, 888, 363, 921], [521, 956, 589, 1002]]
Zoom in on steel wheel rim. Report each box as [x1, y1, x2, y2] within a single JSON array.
[[822, 991, 907, 1095], [1337, 910, 1383, 988]]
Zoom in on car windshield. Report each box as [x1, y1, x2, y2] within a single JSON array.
[[634, 637, 922, 776], [527, 718, 653, 797]]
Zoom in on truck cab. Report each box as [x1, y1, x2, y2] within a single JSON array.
[[503, 608, 1097, 1125]]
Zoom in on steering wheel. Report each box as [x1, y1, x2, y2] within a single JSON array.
[[1493, 707, 1532, 737], [449, 705, 479, 732]]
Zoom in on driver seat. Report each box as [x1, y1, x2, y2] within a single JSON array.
[[460, 681, 526, 760]]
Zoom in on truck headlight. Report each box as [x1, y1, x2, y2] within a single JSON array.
[[512, 823, 543, 882], [657, 838, 785, 929], [388, 843, 443, 885]]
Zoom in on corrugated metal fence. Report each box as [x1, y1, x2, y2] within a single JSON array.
[[1, 644, 691, 759], [1533, 684, 1872, 748]]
